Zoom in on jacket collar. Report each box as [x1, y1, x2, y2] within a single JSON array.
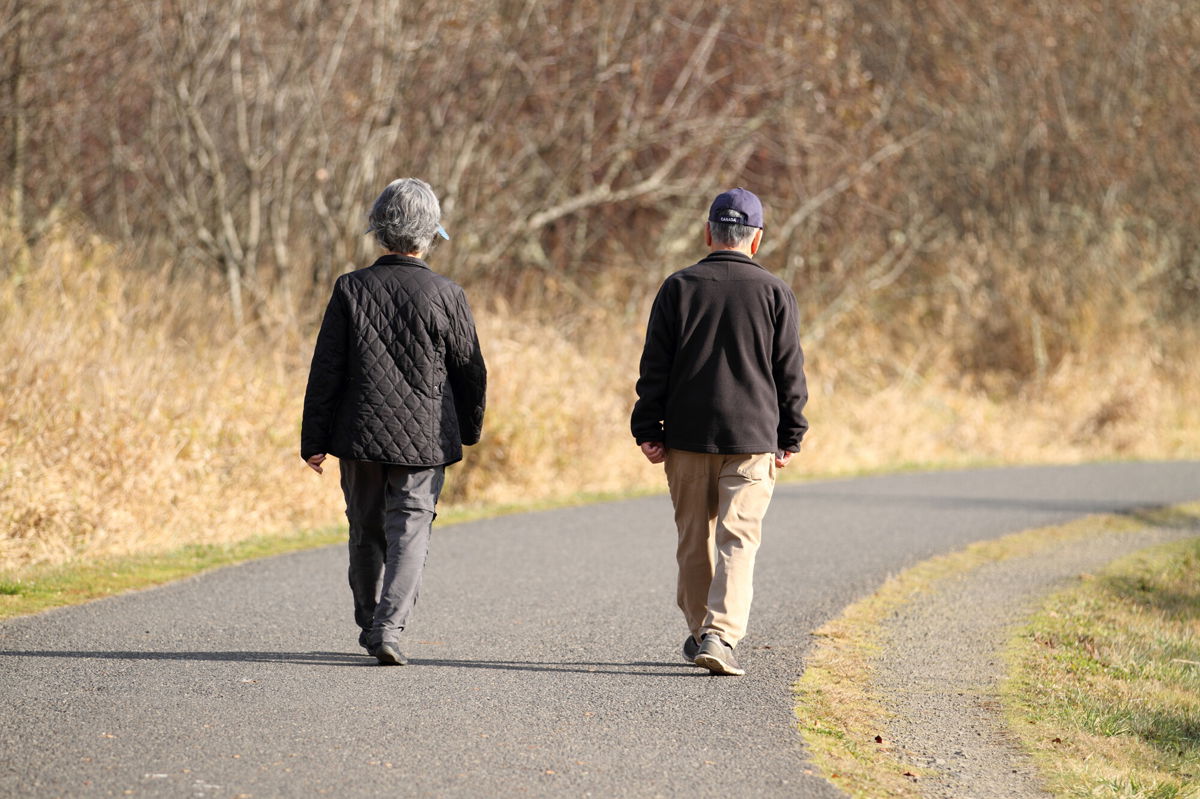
[[373, 253, 431, 270], [698, 249, 762, 268]]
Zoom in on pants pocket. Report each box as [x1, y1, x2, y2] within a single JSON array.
[[734, 453, 774, 482]]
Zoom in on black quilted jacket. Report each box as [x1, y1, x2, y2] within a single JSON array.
[[301, 254, 487, 467]]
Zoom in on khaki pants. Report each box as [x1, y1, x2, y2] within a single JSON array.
[[664, 450, 776, 647]]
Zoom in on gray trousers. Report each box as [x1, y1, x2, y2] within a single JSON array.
[[339, 460, 445, 646]]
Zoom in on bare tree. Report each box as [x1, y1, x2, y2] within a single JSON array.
[[1, 0, 122, 248], [3, 1, 29, 243], [4, 0, 1196, 358]]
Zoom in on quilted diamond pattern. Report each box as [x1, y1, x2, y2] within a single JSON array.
[[301, 255, 487, 466]]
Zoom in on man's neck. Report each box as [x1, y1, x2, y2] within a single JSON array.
[[709, 245, 754, 257]]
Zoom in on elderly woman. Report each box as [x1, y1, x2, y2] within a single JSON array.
[[301, 178, 487, 666]]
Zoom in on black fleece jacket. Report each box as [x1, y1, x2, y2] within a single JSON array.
[[301, 254, 486, 467], [630, 250, 808, 454]]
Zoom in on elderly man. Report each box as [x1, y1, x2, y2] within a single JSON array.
[[301, 178, 486, 666], [631, 187, 808, 676]]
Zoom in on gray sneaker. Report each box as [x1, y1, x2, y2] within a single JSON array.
[[682, 635, 702, 665], [694, 633, 745, 676], [373, 641, 408, 666]]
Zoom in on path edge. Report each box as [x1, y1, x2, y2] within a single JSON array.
[[792, 503, 1200, 798]]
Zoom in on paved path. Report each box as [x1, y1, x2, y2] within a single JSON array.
[[2, 462, 1198, 798]]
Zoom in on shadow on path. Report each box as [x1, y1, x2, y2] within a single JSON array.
[[0, 649, 368, 666], [417, 658, 702, 677], [0, 649, 701, 676]]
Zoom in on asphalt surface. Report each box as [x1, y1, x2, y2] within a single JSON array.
[[2, 462, 1198, 798]]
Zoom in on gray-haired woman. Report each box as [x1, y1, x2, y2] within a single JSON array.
[[301, 178, 487, 665]]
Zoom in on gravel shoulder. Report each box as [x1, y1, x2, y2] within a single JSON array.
[[873, 520, 1200, 799]]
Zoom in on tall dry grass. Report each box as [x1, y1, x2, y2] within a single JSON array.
[[0, 227, 655, 570], [2, 221, 1198, 572], [0, 229, 324, 567]]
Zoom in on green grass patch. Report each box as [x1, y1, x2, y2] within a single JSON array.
[[793, 502, 1200, 798], [1004, 532, 1200, 798], [0, 526, 344, 621]]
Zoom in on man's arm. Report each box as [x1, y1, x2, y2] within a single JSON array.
[[631, 281, 677, 447], [773, 286, 809, 454], [300, 284, 349, 465]]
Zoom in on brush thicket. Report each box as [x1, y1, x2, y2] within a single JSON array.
[[2, 220, 1196, 571]]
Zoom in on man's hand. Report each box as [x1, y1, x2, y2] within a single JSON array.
[[775, 450, 794, 468], [640, 441, 667, 464], [306, 453, 327, 475]]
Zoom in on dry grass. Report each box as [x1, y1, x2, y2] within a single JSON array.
[[0, 228, 658, 571], [0, 230, 327, 567], [2, 224, 1198, 573], [447, 310, 650, 507], [807, 351, 1200, 477]]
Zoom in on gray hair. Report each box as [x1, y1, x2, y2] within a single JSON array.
[[708, 220, 759, 248], [366, 178, 442, 254]]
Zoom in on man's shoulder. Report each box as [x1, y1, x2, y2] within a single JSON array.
[[665, 255, 735, 281], [668, 254, 790, 290]]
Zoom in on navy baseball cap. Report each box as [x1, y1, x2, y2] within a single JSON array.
[[708, 187, 763, 228]]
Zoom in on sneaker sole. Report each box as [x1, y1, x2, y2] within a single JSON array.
[[694, 653, 745, 676], [374, 645, 407, 666]]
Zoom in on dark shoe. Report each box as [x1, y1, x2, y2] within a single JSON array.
[[373, 641, 408, 666], [358, 629, 371, 653], [682, 635, 703, 665], [694, 633, 745, 676]]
